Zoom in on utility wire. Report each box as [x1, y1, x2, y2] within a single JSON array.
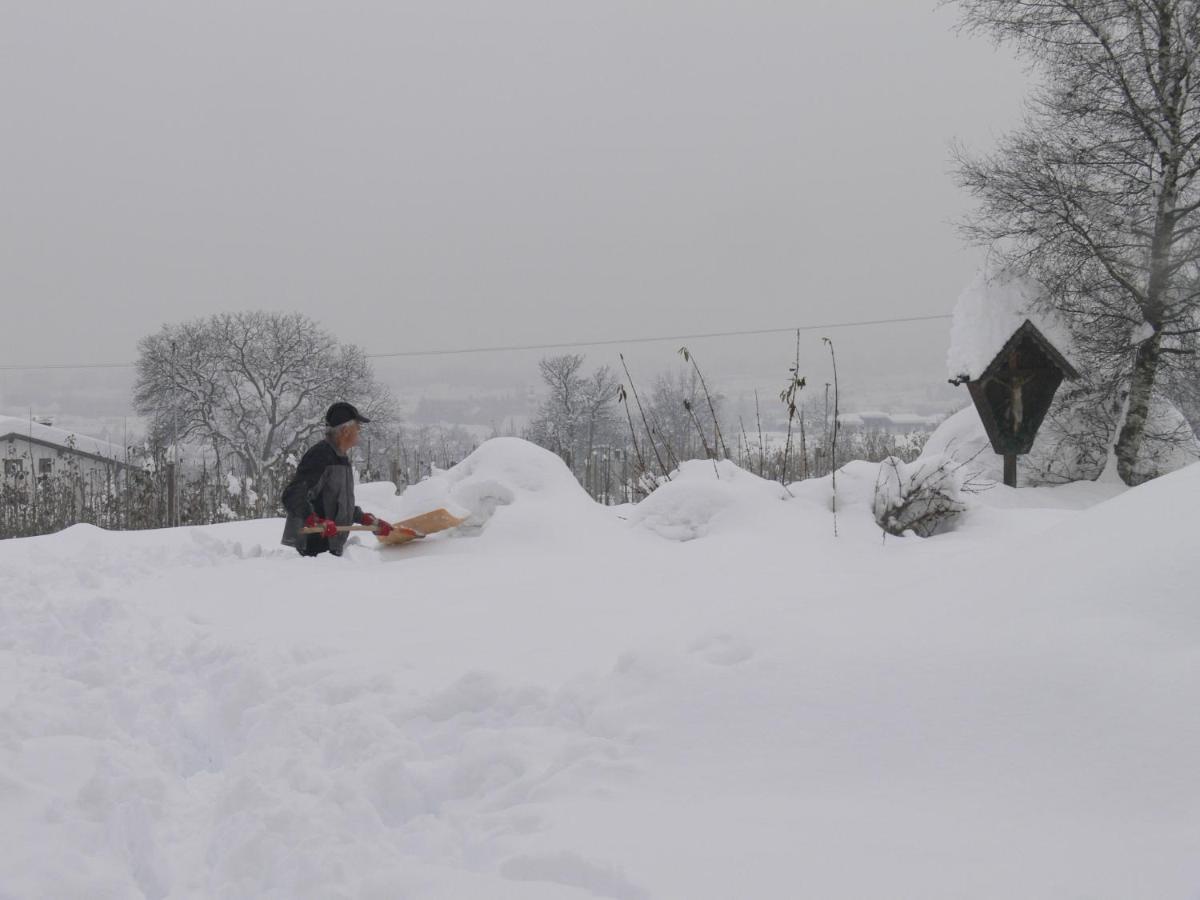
[[366, 313, 953, 359], [0, 360, 136, 372], [0, 312, 951, 372]]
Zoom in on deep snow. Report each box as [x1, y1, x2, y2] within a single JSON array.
[[1, 438, 1197, 899]]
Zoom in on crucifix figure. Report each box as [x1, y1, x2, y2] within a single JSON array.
[[990, 350, 1039, 434]]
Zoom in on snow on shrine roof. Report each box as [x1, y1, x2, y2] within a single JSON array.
[[946, 269, 1077, 382], [0, 415, 126, 462]]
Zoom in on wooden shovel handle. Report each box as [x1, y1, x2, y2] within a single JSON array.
[[299, 524, 427, 537]]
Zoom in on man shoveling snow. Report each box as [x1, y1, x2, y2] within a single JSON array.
[[280, 402, 397, 557]]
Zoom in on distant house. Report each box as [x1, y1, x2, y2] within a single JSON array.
[[837, 411, 942, 434], [0, 416, 128, 485]]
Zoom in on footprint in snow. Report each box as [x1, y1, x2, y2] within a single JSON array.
[[688, 633, 754, 667]]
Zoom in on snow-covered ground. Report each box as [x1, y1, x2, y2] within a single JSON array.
[[2, 438, 1197, 899]]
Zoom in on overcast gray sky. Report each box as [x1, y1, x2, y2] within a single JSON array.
[[0, 1, 1028, 419]]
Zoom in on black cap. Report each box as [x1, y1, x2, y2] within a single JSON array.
[[325, 402, 371, 427]]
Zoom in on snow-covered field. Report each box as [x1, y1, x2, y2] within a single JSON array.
[[2, 438, 1197, 899]]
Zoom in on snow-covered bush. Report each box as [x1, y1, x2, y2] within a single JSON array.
[[872, 453, 983, 538]]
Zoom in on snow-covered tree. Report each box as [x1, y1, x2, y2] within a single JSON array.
[[954, 0, 1200, 484], [527, 354, 587, 468], [133, 312, 398, 509], [645, 367, 726, 464], [527, 354, 623, 481]]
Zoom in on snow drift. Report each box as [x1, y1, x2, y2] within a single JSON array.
[[354, 437, 618, 551], [626, 460, 790, 542]]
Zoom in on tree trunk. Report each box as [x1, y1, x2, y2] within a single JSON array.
[[1115, 331, 1162, 485], [1115, 148, 1174, 487]]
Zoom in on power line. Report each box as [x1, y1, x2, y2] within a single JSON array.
[[0, 360, 136, 372], [0, 312, 951, 372], [365, 313, 953, 359]]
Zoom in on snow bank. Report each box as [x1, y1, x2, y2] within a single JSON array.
[[358, 438, 618, 551], [920, 405, 999, 476], [626, 456, 899, 545], [920, 402, 1099, 487], [2, 439, 1199, 898], [1017, 459, 1200, 598], [350, 482, 435, 524], [352, 438, 595, 524], [947, 269, 1075, 381], [403, 437, 592, 520], [926, 399, 1200, 487], [626, 459, 789, 541]]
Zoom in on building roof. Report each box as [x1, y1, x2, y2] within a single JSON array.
[[837, 411, 942, 428], [947, 269, 1078, 382], [888, 413, 941, 426], [0, 416, 127, 465]]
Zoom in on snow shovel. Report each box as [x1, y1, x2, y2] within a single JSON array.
[[376, 508, 468, 545], [299, 507, 467, 546]]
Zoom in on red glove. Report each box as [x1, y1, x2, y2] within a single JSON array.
[[305, 513, 338, 537], [360, 513, 376, 526], [376, 520, 393, 537]]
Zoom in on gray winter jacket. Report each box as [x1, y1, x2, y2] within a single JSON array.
[[280, 438, 364, 556]]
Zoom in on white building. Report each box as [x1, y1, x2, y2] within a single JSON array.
[[0, 416, 128, 485], [837, 411, 943, 434]]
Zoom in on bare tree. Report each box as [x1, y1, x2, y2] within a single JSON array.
[[644, 366, 723, 464], [579, 364, 622, 467], [528, 354, 587, 469], [954, 0, 1200, 484], [528, 354, 624, 487], [133, 312, 398, 510]]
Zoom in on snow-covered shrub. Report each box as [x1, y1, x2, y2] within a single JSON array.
[[872, 453, 982, 538], [628, 459, 789, 542]]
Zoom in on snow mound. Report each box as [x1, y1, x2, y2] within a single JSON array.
[[628, 459, 789, 541], [947, 269, 1076, 381], [378, 438, 615, 548], [984, 459, 1200, 620], [405, 437, 589, 516], [353, 480, 403, 515], [920, 404, 1086, 487], [920, 406, 1000, 479], [924, 400, 1200, 486]]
